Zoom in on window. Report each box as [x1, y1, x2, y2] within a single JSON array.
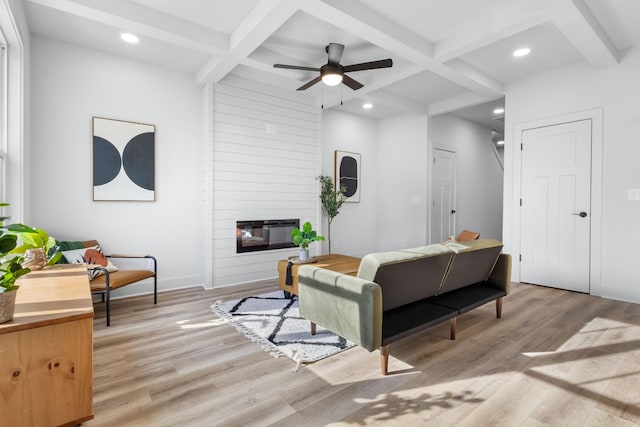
[[0, 28, 6, 203]]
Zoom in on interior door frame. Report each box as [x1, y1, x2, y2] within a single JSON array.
[[428, 141, 457, 244], [511, 109, 603, 296]]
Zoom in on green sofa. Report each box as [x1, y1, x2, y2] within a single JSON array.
[[298, 239, 512, 375]]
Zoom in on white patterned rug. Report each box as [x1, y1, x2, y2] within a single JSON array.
[[211, 291, 354, 370]]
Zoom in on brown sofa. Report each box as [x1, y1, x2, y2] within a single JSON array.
[[298, 239, 511, 375]]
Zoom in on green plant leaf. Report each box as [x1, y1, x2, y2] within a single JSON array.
[[47, 251, 63, 266], [0, 235, 17, 253], [5, 223, 36, 233]]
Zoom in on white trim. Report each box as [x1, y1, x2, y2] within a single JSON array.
[[429, 141, 457, 243], [512, 108, 603, 295], [0, 0, 24, 220], [204, 82, 214, 289]]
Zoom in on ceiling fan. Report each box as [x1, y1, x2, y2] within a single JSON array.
[[273, 43, 393, 91]]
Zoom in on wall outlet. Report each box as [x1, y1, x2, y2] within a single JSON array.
[[411, 195, 421, 204], [332, 240, 338, 250], [628, 188, 640, 201]]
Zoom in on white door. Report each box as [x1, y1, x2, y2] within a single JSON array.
[[431, 149, 456, 243], [520, 119, 591, 292]]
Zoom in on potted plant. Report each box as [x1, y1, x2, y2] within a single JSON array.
[[0, 204, 31, 323], [318, 176, 346, 254], [5, 223, 62, 269], [291, 221, 324, 261]]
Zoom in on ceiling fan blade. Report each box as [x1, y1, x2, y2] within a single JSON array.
[[326, 43, 344, 65], [342, 74, 364, 90], [297, 75, 322, 91], [274, 64, 320, 72], [343, 59, 393, 73]]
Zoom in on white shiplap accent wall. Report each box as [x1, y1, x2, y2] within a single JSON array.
[[211, 76, 319, 287]]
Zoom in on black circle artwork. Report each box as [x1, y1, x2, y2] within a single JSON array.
[[339, 155, 358, 197], [123, 132, 155, 191], [93, 136, 121, 186]]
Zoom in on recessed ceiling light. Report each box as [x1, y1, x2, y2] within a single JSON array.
[[513, 47, 530, 57], [493, 108, 505, 115], [121, 33, 139, 44], [363, 103, 373, 109], [496, 140, 505, 145]]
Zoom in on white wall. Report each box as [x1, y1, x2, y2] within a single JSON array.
[[211, 76, 318, 287], [321, 111, 430, 255], [320, 109, 378, 256], [429, 114, 504, 241], [376, 115, 429, 250], [30, 36, 205, 296], [504, 46, 640, 303]]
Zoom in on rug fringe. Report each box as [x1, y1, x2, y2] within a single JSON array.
[[211, 300, 311, 369]]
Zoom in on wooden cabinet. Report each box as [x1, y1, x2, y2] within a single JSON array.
[[0, 264, 94, 426]]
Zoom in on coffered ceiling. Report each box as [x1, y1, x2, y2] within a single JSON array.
[[23, 0, 640, 130]]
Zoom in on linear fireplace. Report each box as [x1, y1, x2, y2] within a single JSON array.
[[236, 219, 299, 253]]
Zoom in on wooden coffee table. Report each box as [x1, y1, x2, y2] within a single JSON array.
[[277, 254, 361, 297]]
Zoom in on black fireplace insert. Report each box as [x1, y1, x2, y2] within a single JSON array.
[[236, 219, 299, 253]]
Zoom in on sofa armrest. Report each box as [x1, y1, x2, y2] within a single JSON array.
[[298, 265, 383, 352], [487, 253, 512, 294]]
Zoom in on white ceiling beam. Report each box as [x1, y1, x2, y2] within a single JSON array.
[[301, 0, 433, 63], [195, 56, 233, 86], [196, 0, 301, 85], [428, 93, 496, 116], [319, 64, 425, 110], [435, 7, 547, 62], [538, 0, 618, 68], [230, 0, 301, 56], [362, 90, 429, 115], [302, 0, 502, 98], [26, 0, 228, 54], [444, 59, 504, 97]]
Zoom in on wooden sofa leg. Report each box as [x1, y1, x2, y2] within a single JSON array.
[[310, 322, 316, 336], [450, 317, 456, 340], [380, 345, 390, 376], [496, 297, 503, 319]]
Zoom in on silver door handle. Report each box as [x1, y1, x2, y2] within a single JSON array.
[[571, 211, 587, 218]]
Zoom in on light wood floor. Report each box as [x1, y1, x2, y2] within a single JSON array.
[[85, 281, 640, 427]]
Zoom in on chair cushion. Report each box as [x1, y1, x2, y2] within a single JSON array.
[[57, 240, 100, 253], [60, 242, 119, 279], [456, 230, 480, 241], [90, 270, 155, 291]]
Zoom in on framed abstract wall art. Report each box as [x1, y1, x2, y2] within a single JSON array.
[[335, 150, 361, 203], [93, 117, 155, 201]]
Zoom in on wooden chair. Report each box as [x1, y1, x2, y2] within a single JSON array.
[[57, 240, 157, 326]]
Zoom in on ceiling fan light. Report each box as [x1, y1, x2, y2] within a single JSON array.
[[322, 72, 343, 86]]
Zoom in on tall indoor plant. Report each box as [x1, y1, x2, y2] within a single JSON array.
[[318, 175, 346, 254]]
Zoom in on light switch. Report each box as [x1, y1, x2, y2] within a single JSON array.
[[265, 123, 278, 135], [628, 188, 640, 201]]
